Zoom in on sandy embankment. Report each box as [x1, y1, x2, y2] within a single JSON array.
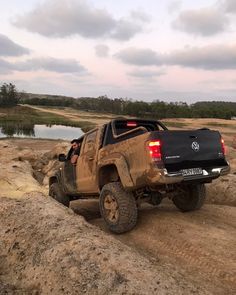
[[0, 139, 68, 198], [1, 193, 209, 294]]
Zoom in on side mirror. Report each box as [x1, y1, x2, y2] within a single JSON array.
[[58, 153, 66, 162]]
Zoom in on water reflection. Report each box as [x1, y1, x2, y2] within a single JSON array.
[[0, 123, 83, 140], [0, 123, 35, 137]]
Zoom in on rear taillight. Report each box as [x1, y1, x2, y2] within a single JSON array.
[[148, 140, 162, 160], [221, 138, 226, 155]]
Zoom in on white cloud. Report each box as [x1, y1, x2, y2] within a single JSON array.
[[95, 44, 109, 57], [115, 48, 162, 66], [13, 0, 149, 41], [14, 57, 87, 74], [128, 69, 166, 78], [116, 44, 236, 70], [223, 0, 236, 13], [130, 10, 150, 22], [167, 44, 236, 69], [0, 57, 87, 75], [0, 34, 29, 56], [111, 18, 143, 41], [172, 7, 228, 36], [168, 1, 182, 14], [0, 59, 14, 74], [13, 0, 115, 38]]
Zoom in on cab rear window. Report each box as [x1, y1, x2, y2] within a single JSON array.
[[114, 120, 159, 135]]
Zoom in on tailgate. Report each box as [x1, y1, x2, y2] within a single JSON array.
[[154, 130, 227, 172]]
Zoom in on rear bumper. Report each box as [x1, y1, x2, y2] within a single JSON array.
[[160, 163, 230, 184]]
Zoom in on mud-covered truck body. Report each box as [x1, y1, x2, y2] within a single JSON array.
[[49, 119, 230, 233]]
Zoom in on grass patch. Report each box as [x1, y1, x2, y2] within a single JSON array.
[[206, 122, 231, 128], [0, 105, 96, 132], [40, 106, 115, 120], [76, 114, 114, 120], [35, 105, 67, 110], [162, 121, 186, 128]]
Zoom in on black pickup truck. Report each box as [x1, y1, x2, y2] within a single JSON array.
[[49, 119, 230, 233]]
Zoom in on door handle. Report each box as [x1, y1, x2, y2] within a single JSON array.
[[88, 156, 94, 161]]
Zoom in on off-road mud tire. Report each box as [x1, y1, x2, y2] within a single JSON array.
[[173, 183, 206, 212], [99, 182, 138, 234], [49, 182, 70, 207]]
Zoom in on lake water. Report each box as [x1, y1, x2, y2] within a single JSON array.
[[0, 124, 84, 140]]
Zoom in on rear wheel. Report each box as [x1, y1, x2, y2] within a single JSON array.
[[172, 184, 206, 212], [99, 182, 137, 234], [49, 182, 70, 207]]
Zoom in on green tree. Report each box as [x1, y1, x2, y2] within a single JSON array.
[[0, 83, 20, 107]]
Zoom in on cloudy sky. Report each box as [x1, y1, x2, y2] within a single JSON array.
[[1, 0, 236, 102]]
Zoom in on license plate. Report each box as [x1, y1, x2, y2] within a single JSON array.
[[181, 168, 203, 176]]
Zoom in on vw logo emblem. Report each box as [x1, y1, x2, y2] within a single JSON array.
[[192, 141, 200, 152]]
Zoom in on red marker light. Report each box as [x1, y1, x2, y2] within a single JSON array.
[[221, 138, 226, 155], [148, 140, 162, 159], [127, 121, 137, 127]]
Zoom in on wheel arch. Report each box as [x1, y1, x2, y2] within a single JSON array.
[[98, 164, 119, 190], [98, 156, 134, 190], [49, 176, 58, 186], [49, 172, 61, 187]]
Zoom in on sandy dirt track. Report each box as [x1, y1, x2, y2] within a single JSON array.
[[89, 201, 236, 294]]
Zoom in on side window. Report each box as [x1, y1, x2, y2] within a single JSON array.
[[67, 138, 84, 160], [67, 147, 74, 160], [83, 130, 97, 154]]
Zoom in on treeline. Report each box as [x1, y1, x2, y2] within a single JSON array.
[[21, 95, 236, 119], [22, 96, 74, 107], [0, 83, 20, 107], [1, 82, 235, 119]]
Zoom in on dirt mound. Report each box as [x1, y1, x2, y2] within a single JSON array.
[[29, 141, 69, 185], [0, 193, 205, 295], [206, 145, 236, 206], [0, 140, 45, 198], [0, 140, 69, 197], [206, 174, 236, 206]]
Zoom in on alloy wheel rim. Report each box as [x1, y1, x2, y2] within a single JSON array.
[[104, 194, 119, 223]]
